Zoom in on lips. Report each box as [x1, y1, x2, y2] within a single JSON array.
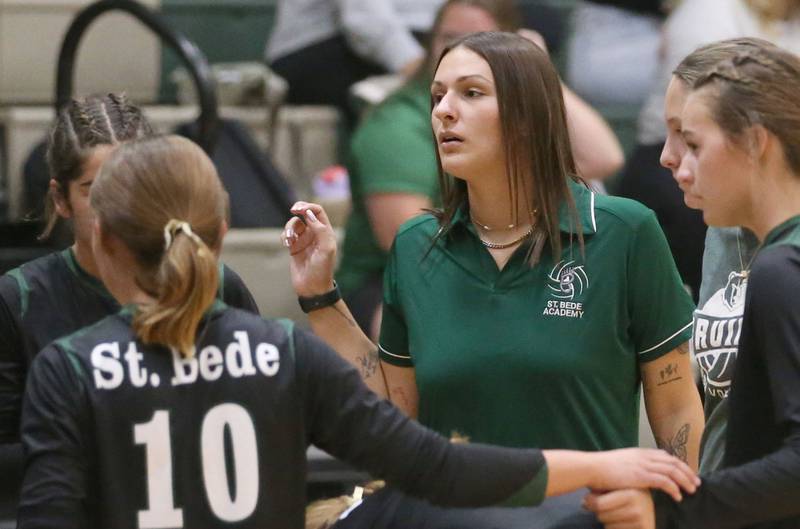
[[438, 131, 464, 145]]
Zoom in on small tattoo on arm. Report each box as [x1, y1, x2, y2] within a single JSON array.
[[390, 386, 413, 414], [656, 424, 690, 463], [657, 363, 683, 386], [357, 348, 380, 379]]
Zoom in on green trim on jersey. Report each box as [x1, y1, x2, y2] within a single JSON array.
[[7, 268, 29, 317], [61, 248, 115, 301], [504, 460, 548, 507], [275, 318, 296, 362], [378, 180, 694, 451], [764, 214, 800, 247]]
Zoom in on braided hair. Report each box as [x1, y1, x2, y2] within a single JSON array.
[[692, 46, 800, 176], [41, 93, 153, 238]]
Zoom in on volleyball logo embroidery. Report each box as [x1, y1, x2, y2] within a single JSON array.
[[547, 260, 588, 301], [542, 260, 588, 319]]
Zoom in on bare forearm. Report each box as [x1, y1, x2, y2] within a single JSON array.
[[307, 300, 389, 398], [562, 84, 624, 181], [543, 450, 601, 496]]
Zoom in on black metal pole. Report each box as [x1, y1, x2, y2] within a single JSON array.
[[55, 0, 219, 153]]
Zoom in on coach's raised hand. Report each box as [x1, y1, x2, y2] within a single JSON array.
[[283, 201, 338, 297]]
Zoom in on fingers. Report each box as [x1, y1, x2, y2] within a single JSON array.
[[642, 459, 699, 496], [290, 201, 332, 227], [584, 490, 653, 529]]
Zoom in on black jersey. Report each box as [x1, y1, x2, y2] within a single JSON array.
[[654, 216, 800, 529], [18, 303, 546, 529], [0, 248, 258, 442]]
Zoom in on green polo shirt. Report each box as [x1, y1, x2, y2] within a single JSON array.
[[337, 78, 439, 295], [379, 181, 694, 451]]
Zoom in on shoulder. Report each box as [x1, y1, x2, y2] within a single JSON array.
[[592, 193, 658, 232], [53, 311, 133, 359], [0, 251, 70, 314], [212, 305, 295, 346], [394, 213, 439, 242], [351, 83, 429, 148], [749, 244, 800, 295]]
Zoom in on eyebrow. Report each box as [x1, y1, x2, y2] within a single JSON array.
[[431, 74, 492, 87], [79, 181, 93, 187]]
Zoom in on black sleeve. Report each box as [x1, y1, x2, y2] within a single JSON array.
[[655, 248, 800, 529], [17, 346, 89, 529], [220, 264, 260, 315], [294, 328, 547, 507], [0, 276, 25, 444]]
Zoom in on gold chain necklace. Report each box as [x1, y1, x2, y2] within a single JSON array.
[[736, 229, 762, 278], [479, 225, 534, 249]]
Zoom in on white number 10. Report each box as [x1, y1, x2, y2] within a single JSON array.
[[134, 404, 260, 528]]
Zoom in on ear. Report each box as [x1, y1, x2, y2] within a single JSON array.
[[750, 124, 770, 163], [50, 179, 72, 219]]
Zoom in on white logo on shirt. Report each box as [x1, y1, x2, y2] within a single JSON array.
[[694, 271, 747, 400], [542, 260, 588, 319]]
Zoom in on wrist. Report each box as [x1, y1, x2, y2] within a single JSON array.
[[298, 281, 341, 313], [297, 280, 336, 298]]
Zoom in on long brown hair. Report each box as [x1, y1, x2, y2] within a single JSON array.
[[91, 135, 228, 357], [692, 45, 800, 175], [430, 31, 582, 264], [42, 93, 152, 238]]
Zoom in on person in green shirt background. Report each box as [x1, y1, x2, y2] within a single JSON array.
[[337, 0, 626, 339], [284, 29, 703, 525]]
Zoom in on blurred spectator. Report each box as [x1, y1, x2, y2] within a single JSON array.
[[336, 0, 624, 338], [266, 0, 442, 124], [619, 0, 800, 300], [566, 0, 666, 107]]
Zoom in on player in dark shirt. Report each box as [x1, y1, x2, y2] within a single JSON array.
[[0, 95, 258, 444], [586, 43, 800, 529], [17, 135, 698, 529]]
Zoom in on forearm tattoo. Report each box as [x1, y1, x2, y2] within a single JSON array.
[[656, 423, 690, 464], [356, 348, 380, 379]]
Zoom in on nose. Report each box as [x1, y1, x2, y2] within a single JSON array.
[[675, 155, 694, 188], [660, 138, 680, 172], [433, 91, 457, 123], [658, 142, 680, 171]]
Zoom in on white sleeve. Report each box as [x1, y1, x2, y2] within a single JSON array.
[[337, 0, 424, 72]]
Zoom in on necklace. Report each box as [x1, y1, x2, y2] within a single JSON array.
[[479, 225, 534, 249], [470, 208, 539, 231], [470, 212, 517, 231], [736, 228, 762, 278]]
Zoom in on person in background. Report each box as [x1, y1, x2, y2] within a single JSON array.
[[618, 0, 800, 301], [337, 0, 625, 338], [266, 0, 442, 125], [566, 0, 666, 107], [16, 134, 699, 529], [587, 41, 800, 529]]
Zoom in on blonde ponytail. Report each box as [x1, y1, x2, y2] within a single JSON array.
[[133, 220, 219, 357]]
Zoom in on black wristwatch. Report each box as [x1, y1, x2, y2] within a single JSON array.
[[298, 281, 341, 313]]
